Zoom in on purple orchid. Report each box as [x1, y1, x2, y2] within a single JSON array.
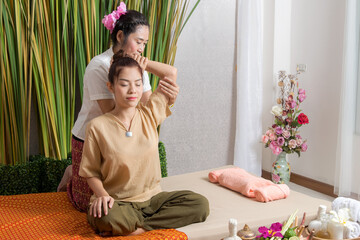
[[257, 222, 283, 239]]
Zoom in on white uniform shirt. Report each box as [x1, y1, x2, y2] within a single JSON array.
[[72, 47, 151, 140]]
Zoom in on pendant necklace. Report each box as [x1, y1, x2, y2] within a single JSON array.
[[125, 130, 132, 137], [122, 121, 132, 138], [111, 113, 134, 137]]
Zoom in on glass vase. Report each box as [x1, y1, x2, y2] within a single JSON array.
[[271, 152, 291, 184]]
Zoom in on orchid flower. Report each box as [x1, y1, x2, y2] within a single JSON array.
[[257, 222, 283, 239]]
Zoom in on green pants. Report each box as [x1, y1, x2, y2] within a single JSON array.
[[87, 190, 210, 236]]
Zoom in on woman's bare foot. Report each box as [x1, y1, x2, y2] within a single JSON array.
[[128, 228, 146, 236], [57, 165, 72, 192]]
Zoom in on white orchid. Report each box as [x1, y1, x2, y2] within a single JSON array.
[[330, 208, 351, 225]]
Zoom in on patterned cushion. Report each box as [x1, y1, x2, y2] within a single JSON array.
[[0, 192, 188, 239]]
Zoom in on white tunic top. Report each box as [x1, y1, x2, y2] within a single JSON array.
[[72, 47, 151, 140]]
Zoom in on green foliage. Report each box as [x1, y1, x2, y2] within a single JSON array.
[[0, 155, 71, 195], [0, 144, 167, 195], [158, 141, 167, 178], [0, 160, 42, 195], [284, 227, 297, 238], [0, 0, 32, 165], [40, 156, 72, 193], [1, 0, 199, 165]]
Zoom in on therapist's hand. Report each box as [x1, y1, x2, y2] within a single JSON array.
[[158, 77, 180, 106], [130, 54, 148, 73]]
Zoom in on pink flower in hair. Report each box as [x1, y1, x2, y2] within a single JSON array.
[[116, 2, 127, 16], [102, 15, 116, 32], [102, 2, 127, 33]]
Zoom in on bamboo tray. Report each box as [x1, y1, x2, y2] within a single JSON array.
[[305, 227, 360, 240]]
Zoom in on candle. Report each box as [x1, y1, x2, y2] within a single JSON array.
[[328, 221, 344, 240]]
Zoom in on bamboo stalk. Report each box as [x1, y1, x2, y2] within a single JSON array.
[[1, 0, 200, 165]]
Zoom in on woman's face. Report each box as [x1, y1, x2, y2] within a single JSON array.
[[109, 66, 143, 109], [121, 25, 149, 55]]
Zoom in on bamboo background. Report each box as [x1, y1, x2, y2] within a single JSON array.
[[0, 0, 200, 165]]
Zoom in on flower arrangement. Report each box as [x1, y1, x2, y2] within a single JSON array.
[[261, 70, 309, 157], [256, 210, 300, 240]]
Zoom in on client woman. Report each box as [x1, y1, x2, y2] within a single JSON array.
[[79, 52, 209, 236]]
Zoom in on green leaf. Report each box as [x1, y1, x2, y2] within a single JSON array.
[[284, 227, 297, 238]]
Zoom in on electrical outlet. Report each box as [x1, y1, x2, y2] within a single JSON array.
[[297, 64, 307, 72]]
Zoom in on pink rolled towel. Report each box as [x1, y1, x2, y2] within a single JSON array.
[[208, 168, 229, 183], [254, 184, 290, 202], [208, 167, 290, 202]]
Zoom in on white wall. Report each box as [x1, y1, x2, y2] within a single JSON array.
[[161, 0, 347, 187], [289, 0, 345, 184], [263, 0, 346, 185], [160, 0, 237, 176]]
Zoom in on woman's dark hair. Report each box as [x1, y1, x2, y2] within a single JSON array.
[[111, 10, 149, 46], [108, 50, 143, 84]]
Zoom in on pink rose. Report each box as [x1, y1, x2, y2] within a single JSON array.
[[296, 138, 303, 146], [298, 89, 305, 95], [289, 100, 297, 109], [261, 135, 269, 143], [269, 141, 277, 150], [301, 143, 308, 152], [282, 130, 290, 139], [296, 134, 302, 139], [266, 129, 273, 135], [298, 94, 306, 102], [269, 133, 277, 141], [272, 146, 283, 155], [275, 126, 283, 135], [289, 139, 297, 149], [277, 137, 285, 146]]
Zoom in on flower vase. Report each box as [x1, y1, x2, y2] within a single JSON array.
[[271, 152, 291, 184]]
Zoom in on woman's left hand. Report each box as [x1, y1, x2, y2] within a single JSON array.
[[158, 77, 179, 106], [130, 54, 148, 73]]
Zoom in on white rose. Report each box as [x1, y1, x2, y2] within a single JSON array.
[[271, 105, 283, 116]]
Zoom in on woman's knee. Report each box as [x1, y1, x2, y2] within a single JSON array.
[[87, 203, 142, 236], [176, 191, 210, 220], [88, 208, 116, 233], [192, 193, 210, 220]]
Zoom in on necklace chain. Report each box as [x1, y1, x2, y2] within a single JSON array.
[[110, 112, 134, 137]]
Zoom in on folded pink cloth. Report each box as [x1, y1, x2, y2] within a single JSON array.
[[254, 184, 290, 202], [208, 168, 228, 183], [208, 167, 290, 202]]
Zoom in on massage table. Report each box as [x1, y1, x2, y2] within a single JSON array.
[[0, 166, 332, 239], [162, 166, 332, 240]]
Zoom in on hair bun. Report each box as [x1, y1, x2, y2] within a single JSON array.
[[112, 49, 128, 63]]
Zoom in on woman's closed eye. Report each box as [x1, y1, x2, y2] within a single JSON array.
[[137, 41, 147, 47]]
